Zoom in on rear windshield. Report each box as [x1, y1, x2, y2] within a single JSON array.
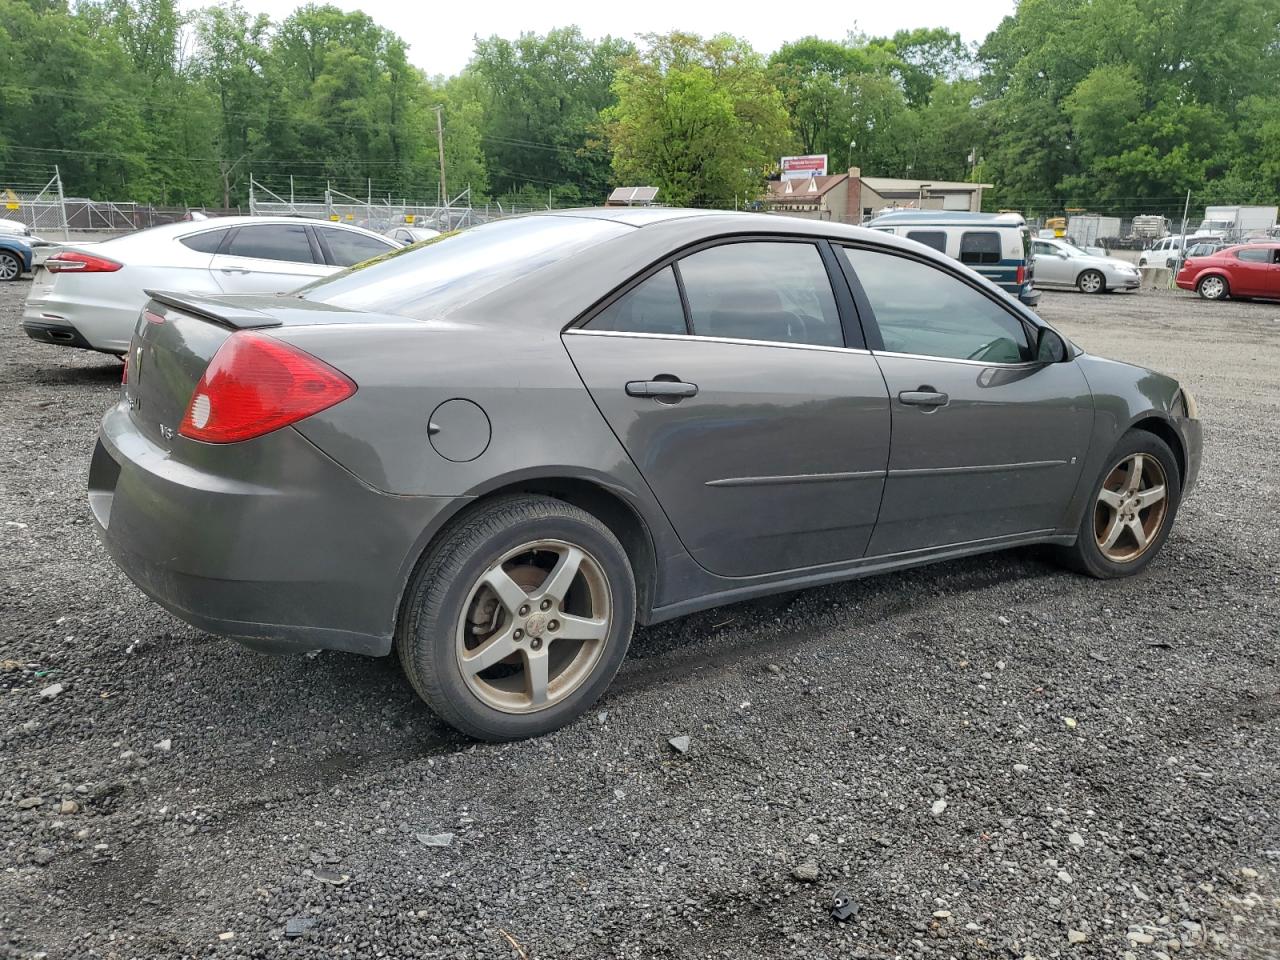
[[299, 215, 628, 318]]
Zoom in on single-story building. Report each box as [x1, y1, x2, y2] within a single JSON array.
[[763, 167, 992, 224]]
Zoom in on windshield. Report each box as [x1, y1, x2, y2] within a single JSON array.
[[1060, 242, 1091, 257], [300, 215, 630, 318]]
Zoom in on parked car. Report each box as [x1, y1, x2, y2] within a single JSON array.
[[22, 216, 399, 355], [1175, 242, 1280, 300], [1138, 235, 1189, 268], [867, 210, 1039, 306], [1184, 239, 1229, 259], [387, 225, 442, 245], [0, 234, 34, 281], [0, 217, 32, 238], [91, 208, 1202, 740], [1032, 237, 1141, 293]]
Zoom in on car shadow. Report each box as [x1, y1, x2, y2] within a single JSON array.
[[29, 358, 124, 386]]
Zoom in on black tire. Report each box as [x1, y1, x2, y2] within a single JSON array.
[[0, 251, 21, 282], [1077, 269, 1105, 294], [1058, 429, 1182, 579], [1197, 275, 1229, 300], [397, 494, 636, 740]]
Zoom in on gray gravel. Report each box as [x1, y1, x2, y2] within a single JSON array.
[[2, 280, 1278, 958]]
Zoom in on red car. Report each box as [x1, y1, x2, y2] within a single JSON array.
[[1176, 242, 1280, 300]]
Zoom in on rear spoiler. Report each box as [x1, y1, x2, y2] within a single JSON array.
[[145, 290, 283, 330]]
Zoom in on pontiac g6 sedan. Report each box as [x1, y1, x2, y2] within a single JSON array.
[[91, 209, 1203, 740]]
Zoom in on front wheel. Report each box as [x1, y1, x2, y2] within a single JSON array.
[[1058, 430, 1181, 579], [1197, 275, 1228, 300], [397, 495, 636, 740], [0, 251, 21, 282], [1077, 269, 1105, 294]]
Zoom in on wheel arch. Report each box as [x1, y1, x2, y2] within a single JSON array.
[[1128, 414, 1186, 485], [394, 471, 661, 638]]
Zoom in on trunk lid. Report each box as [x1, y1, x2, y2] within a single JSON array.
[[124, 291, 363, 449]]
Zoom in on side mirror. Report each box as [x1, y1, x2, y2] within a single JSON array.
[[1058, 250, 1071, 259], [1035, 326, 1070, 363]]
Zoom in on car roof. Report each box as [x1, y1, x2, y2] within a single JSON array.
[[535, 207, 926, 246], [868, 210, 1027, 227], [102, 216, 391, 246], [451, 208, 1045, 331]]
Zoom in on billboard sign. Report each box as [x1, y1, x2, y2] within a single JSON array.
[[780, 154, 828, 181]]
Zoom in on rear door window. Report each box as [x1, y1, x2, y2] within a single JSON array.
[[959, 231, 1002, 265], [1236, 247, 1270, 263], [588, 267, 687, 335], [225, 223, 316, 264], [677, 241, 844, 347], [906, 231, 947, 253]]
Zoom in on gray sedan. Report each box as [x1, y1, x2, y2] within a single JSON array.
[[1033, 237, 1143, 293], [90, 209, 1203, 739]]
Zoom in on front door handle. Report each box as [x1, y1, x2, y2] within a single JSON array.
[[626, 379, 698, 400], [219, 267, 250, 274], [898, 388, 949, 407]]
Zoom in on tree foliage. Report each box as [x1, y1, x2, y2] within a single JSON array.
[[0, 0, 1277, 214], [605, 33, 792, 206]]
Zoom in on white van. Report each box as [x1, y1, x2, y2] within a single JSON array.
[[866, 211, 1039, 306]]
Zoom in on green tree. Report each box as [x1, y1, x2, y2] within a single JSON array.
[[605, 32, 793, 207], [470, 27, 631, 202]]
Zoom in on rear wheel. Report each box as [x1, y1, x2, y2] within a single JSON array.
[[1077, 269, 1105, 294], [1197, 275, 1228, 300], [0, 251, 20, 281], [397, 495, 636, 740], [1058, 430, 1181, 579]]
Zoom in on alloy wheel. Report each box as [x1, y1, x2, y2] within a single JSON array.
[[455, 539, 612, 714], [1078, 270, 1103, 294], [1093, 453, 1169, 563], [0, 253, 18, 281], [1199, 276, 1225, 300]]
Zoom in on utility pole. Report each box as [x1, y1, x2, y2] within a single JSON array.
[[434, 105, 447, 209]]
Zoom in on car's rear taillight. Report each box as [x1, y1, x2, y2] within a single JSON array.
[[1016, 265, 1026, 284], [45, 251, 123, 273], [179, 332, 356, 443]]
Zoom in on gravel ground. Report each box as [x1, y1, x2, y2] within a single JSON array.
[[1, 280, 1277, 959]]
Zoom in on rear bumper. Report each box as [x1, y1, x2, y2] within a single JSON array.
[[1018, 286, 1041, 307], [22, 318, 99, 352], [90, 402, 464, 656]]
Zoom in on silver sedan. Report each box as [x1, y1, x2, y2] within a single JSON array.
[[22, 216, 398, 354], [1033, 237, 1142, 293]]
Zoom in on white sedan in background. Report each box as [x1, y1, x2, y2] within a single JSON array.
[[22, 216, 398, 355], [387, 225, 442, 245], [1032, 237, 1142, 294]]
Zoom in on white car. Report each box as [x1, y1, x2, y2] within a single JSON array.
[[0, 218, 32, 237], [22, 216, 398, 354], [1032, 237, 1141, 293], [387, 225, 442, 245], [1137, 235, 1196, 269]]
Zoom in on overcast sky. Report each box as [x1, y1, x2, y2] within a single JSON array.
[[182, 0, 1017, 77]]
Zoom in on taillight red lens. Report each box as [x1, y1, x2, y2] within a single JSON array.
[[45, 251, 123, 273], [179, 332, 356, 443], [1016, 265, 1026, 284]]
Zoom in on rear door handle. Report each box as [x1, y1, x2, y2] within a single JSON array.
[[626, 379, 698, 399], [219, 267, 250, 274], [898, 388, 949, 407]]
